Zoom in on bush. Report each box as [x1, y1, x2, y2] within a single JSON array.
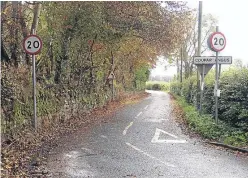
[[174, 95, 248, 147], [170, 67, 248, 131], [146, 81, 169, 91]]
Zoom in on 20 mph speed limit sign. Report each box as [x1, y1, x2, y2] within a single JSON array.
[[208, 32, 226, 52], [23, 35, 42, 55]]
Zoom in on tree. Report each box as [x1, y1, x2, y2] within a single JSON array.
[[1, 1, 193, 133], [167, 13, 218, 79], [183, 14, 218, 78], [233, 59, 244, 68]]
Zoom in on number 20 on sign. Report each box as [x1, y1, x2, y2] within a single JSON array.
[[209, 32, 226, 52], [23, 35, 42, 55]]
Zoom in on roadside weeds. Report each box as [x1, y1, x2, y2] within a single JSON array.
[[169, 93, 248, 156]]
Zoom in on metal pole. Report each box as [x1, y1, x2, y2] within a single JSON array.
[[32, 29, 37, 130], [215, 26, 219, 124], [197, 1, 203, 55], [197, 1, 203, 110], [219, 64, 222, 79], [199, 65, 205, 115], [32, 54, 37, 130], [180, 46, 183, 83]]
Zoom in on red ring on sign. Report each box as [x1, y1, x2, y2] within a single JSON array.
[[23, 35, 43, 55], [210, 32, 226, 52]]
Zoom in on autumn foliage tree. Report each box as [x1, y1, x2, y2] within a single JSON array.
[[1, 2, 194, 176], [1, 1, 193, 133]]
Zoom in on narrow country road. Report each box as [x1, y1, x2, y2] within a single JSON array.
[[47, 91, 248, 178]]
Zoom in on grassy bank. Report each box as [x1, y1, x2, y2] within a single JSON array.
[[171, 94, 248, 148]]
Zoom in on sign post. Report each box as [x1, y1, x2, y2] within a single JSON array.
[[199, 64, 205, 114], [197, 1, 203, 112], [108, 71, 115, 100], [23, 33, 42, 130], [215, 44, 219, 124], [208, 26, 226, 124], [194, 55, 232, 114]]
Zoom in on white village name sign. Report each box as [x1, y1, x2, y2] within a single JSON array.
[[193, 56, 232, 65]]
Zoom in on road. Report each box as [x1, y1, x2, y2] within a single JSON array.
[[47, 91, 248, 178]]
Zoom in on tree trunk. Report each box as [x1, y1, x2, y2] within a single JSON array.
[[54, 35, 70, 84], [1, 42, 10, 63], [180, 47, 183, 83], [30, 3, 42, 33], [19, 2, 30, 65], [10, 2, 19, 67]]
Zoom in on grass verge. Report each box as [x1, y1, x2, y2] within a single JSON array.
[[171, 94, 248, 149]]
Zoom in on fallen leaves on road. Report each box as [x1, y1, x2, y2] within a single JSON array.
[[1, 92, 149, 177]]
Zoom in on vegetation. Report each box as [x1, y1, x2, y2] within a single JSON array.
[[170, 66, 248, 147], [161, 4, 248, 147], [173, 95, 248, 147], [146, 81, 170, 91], [1, 2, 192, 134], [1, 2, 194, 176]]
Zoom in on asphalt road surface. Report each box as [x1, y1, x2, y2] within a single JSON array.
[[47, 91, 248, 178]]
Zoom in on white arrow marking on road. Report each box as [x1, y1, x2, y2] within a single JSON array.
[[144, 105, 149, 110], [126, 142, 176, 168], [123, 121, 134, 135], [151, 128, 187, 143]]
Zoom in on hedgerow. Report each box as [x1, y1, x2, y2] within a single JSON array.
[[174, 95, 248, 147], [146, 81, 170, 91], [170, 67, 248, 132]]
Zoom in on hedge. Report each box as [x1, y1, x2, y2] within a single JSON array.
[[170, 67, 248, 132], [174, 95, 248, 147], [146, 81, 170, 91]]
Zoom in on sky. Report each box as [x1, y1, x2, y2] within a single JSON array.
[[151, 0, 248, 77]]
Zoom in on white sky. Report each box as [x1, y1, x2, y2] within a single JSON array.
[[151, 0, 248, 77]]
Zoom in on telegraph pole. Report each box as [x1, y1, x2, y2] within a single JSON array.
[[197, 1, 203, 111], [180, 46, 183, 83]]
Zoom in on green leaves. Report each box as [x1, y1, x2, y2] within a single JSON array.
[[174, 95, 247, 147], [146, 81, 170, 91], [171, 67, 248, 132], [2, 1, 194, 140]]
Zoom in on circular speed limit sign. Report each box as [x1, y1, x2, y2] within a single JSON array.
[[209, 32, 226, 52], [23, 35, 42, 55]]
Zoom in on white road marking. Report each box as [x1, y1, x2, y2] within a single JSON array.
[[144, 118, 168, 123], [151, 128, 187, 143], [123, 111, 142, 136], [135, 112, 142, 118], [64, 151, 79, 159], [144, 105, 149, 110], [123, 121, 134, 135], [100, 135, 108, 139], [126, 142, 176, 168]]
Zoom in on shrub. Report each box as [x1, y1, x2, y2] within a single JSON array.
[[174, 95, 248, 147], [146, 81, 169, 91], [170, 67, 248, 131]]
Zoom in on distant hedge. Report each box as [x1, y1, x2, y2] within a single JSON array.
[[146, 81, 170, 91], [170, 67, 248, 131]]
